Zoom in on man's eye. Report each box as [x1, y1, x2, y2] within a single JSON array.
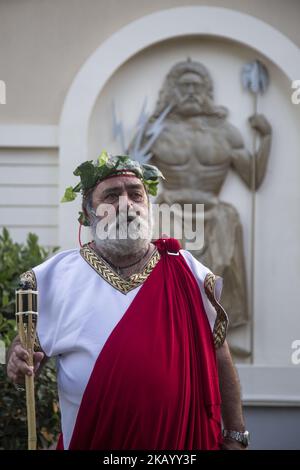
[[131, 192, 143, 200], [105, 193, 118, 201]]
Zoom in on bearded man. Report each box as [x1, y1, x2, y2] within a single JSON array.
[[7, 153, 249, 450]]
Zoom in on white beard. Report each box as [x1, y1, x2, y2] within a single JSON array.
[[91, 204, 154, 258]]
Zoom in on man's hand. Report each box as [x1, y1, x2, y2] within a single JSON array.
[[221, 438, 247, 450], [7, 336, 45, 385]]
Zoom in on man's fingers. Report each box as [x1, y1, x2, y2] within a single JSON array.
[[7, 338, 44, 384], [14, 344, 29, 361], [15, 359, 33, 376], [33, 351, 44, 373], [10, 352, 33, 376], [33, 351, 44, 364], [7, 362, 26, 384]]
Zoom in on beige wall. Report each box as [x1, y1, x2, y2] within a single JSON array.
[[0, 0, 300, 124], [0, 147, 59, 246]]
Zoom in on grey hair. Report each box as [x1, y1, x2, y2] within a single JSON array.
[[82, 191, 97, 225]]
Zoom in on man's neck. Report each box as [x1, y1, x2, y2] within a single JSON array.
[[91, 241, 155, 278]]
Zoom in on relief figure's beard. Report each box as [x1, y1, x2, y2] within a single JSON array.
[[173, 92, 215, 116]]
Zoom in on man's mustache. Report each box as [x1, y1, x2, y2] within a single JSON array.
[[113, 212, 139, 226]]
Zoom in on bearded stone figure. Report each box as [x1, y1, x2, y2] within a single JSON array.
[[130, 59, 272, 347]]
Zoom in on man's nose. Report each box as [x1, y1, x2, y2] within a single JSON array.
[[124, 193, 135, 208], [116, 193, 134, 211]]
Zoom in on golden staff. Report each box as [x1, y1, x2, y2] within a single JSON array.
[[15, 280, 38, 450]]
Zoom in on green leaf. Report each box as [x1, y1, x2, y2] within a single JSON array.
[[144, 179, 159, 196], [73, 161, 98, 190], [2, 291, 9, 306], [142, 163, 165, 181], [97, 150, 109, 167], [116, 155, 130, 164], [61, 186, 77, 203]]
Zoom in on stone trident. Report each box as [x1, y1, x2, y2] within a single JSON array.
[[241, 59, 269, 356]]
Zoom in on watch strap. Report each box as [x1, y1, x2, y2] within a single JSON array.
[[222, 429, 250, 447]]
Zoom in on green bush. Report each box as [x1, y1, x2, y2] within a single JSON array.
[[0, 228, 61, 449]]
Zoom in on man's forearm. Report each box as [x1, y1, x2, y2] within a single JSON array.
[[216, 341, 245, 431]]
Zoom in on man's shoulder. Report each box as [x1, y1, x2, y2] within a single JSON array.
[[34, 247, 80, 271], [180, 249, 223, 300], [180, 249, 211, 282], [20, 248, 80, 287], [180, 249, 228, 347]]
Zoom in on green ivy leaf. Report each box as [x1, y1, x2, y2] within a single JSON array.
[[73, 161, 98, 190], [61, 186, 77, 203], [142, 163, 165, 181], [97, 150, 109, 167], [144, 179, 159, 196]]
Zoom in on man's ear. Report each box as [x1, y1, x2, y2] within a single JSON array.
[[81, 197, 92, 224], [82, 205, 92, 225], [82, 189, 95, 222]]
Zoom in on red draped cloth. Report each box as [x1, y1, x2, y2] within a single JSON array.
[[57, 238, 223, 450]]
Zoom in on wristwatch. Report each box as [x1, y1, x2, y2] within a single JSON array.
[[222, 429, 250, 447]]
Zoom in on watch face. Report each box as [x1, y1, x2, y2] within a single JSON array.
[[242, 431, 250, 446]]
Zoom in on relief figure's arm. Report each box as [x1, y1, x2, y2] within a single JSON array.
[[229, 114, 272, 190]]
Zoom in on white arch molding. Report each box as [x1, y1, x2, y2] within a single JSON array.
[[59, 6, 300, 249]]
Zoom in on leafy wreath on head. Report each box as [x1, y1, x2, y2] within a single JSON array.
[[61, 151, 165, 226]]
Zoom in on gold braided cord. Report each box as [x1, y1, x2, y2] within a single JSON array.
[[204, 272, 228, 349], [80, 244, 161, 294]]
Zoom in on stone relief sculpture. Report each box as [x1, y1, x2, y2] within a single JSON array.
[[126, 59, 272, 354]]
